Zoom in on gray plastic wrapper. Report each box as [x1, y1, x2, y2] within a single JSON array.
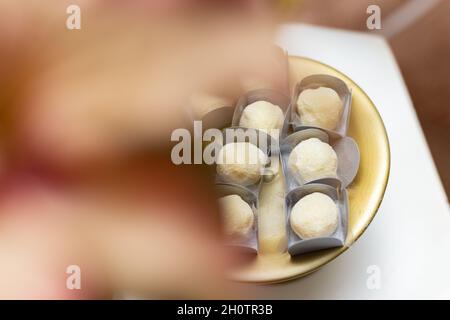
[[283, 74, 352, 139], [285, 183, 348, 256], [280, 128, 360, 190], [215, 183, 259, 254]]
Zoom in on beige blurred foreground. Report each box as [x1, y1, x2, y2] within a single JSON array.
[[0, 0, 283, 299]]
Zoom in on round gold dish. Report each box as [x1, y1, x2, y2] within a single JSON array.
[[232, 56, 390, 284]]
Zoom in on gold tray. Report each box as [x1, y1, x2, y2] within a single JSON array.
[[232, 56, 390, 284]]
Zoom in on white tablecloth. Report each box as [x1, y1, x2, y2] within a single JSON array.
[[251, 24, 450, 299]]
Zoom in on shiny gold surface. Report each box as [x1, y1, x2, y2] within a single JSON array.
[[233, 56, 390, 284]]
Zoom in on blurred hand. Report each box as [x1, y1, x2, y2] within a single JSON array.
[[0, 0, 280, 299]]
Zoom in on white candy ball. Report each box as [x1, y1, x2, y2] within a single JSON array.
[[218, 194, 254, 237], [288, 137, 338, 183], [290, 192, 339, 239], [296, 87, 343, 130], [216, 142, 267, 186], [239, 101, 284, 137]]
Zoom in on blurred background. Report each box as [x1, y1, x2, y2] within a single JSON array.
[[0, 0, 448, 299], [284, 0, 450, 196]]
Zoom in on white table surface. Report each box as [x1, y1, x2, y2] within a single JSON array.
[[248, 23, 450, 299]]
